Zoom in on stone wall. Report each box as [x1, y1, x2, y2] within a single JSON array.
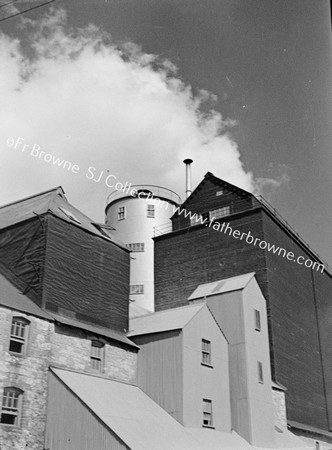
[[272, 387, 287, 430], [0, 307, 137, 450]]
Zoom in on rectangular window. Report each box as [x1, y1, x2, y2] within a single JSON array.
[[190, 212, 208, 226], [130, 284, 144, 295], [126, 243, 145, 252], [9, 317, 29, 355], [202, 399, 213, 427], [201, 339, 211, 366], [258, 361, 264, 384], [118, 206, 126, 220], [216, 190, 223, 196], [90, 341, 104, 373], [147, 205, 155, 218], [0, 388, 23, 426], [209, 206, 230, 221], [255, 309, 261, 331]]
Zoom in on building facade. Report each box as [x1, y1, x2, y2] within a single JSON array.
[[105, 185, 181, 311], [0, 188, 138, 450], [154, 172, 332, 437]]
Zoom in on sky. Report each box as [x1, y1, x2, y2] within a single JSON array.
[[1, 0, 331, 266]]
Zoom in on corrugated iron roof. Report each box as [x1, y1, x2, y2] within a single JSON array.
[[0, 186, 127, 250], [51, 368, 306, 450], [128, 302, 204, 337], [51, 313, 138, 349], [0, 273, 53, 320], [0, 274, 137, 349], [188, 273, 256, 301], [51, 367, 203, 450]]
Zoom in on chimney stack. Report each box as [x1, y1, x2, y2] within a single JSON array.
[[183, 158, 193, 199]]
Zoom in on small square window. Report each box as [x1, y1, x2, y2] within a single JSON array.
[[190, 212, 208, 226], [202, 399, 213, 427], [201, 339, 211, 366], [126, 243, 145, 252], [118, 206, 126, 221], [130, 284, 144, 295], [0, 387, 23, 426], [258, 361, 264, 384], [255, 309, 261, 331], [209, 206, 230, 221], [147, 205, 155, 218], [9, 317, 29, 355], [90, 341, 105, 373]]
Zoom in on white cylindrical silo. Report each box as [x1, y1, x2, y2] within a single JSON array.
[[105, 185, 181, 311]]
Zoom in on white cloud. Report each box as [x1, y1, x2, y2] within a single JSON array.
[[0, 7, 283, 220]]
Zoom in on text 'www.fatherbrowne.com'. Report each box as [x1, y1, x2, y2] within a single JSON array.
[[173, 205, 325, 273]]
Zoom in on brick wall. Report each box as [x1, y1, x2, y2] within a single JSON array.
[[0, 307, 137, 450]]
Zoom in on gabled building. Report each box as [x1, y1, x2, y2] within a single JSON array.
[[128, 273, 312, 449], [0, 187, 138, 449], [128, 302, 231, 433], [0, 186, 129, 332], [154, 172, 332, 440]]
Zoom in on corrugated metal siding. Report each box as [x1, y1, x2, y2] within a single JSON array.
[[132, 330, 183, 423], [155, 186, 332, 433], [45, 372, 129, 450], [44, 214, 129, 331], [263, 211, 331, 430], [0, 217, 46, 306], [312, 268, 332, 430], [172, 177, 254, 231], [155, 209, 266, 311]]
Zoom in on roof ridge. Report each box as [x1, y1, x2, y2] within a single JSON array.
[[0, 186, 65, 210], [130, 301, 204, 321]]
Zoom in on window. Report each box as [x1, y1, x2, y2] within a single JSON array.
[[216, 190, 223, 196], [190, 212, 208, 227], [147, 205, 155, 218], [118, 206, 126, 220], [130, 284, 144, 295], [255, 309, 261, 331], [90, 341, 104, 372], [9, 317, 30, 355], [258, 361, 264, 384], [209, 206, 230, 221], [202, 399, 213, 427], [201, 339, 211, 366], [0, 387, 23, 426], [126, 243, 145, 252]]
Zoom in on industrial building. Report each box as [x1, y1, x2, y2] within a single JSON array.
[[154, 171, 332, 442], [105, 185, 181, 311], [0, 185, 330, 449]]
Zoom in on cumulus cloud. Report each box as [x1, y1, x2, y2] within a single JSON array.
[[254, 163, 291, 200], [0, 7, 282, 220]]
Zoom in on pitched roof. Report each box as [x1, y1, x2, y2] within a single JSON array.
[[178, 172, 330, 276], [51, 367, 305, 450], [128, 302, 205, 337], [0, 274, 137, 349], [0, 186, 127, 250], [179, 172, 253, 212], [0, 273, 53, 320], [51, 367, 203, 450], [188, 273, 256, 301]]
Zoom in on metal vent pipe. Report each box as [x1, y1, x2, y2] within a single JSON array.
[[183, 158, 193, 199]]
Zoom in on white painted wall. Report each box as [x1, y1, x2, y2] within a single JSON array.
[[105, 186, 180, 311]]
